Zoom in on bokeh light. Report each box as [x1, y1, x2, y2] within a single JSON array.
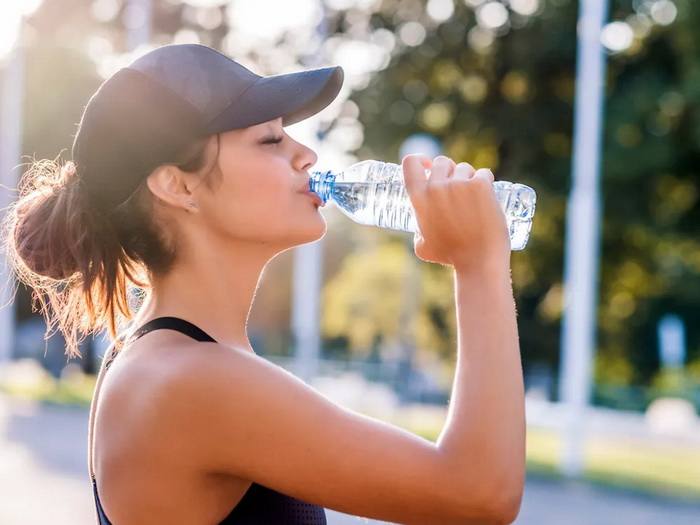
[[398, 21, 427, 47], [602, 21, 635, 54], [509, 0, 541, 17], [477, 2, 510, 31], [651, 0, 678, 26], [427, 0, 455, 23], [226, 0, 322, 41]]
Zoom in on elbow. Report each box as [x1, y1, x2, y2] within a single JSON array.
[[484, 491, 523, 525], [454, 477, 524, 525], [484, 483, 523, 525], [481, 462, 525, 524], [484, 473, 525, 524]]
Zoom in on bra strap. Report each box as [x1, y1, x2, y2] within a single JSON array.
[[127, 316, 218, 344]]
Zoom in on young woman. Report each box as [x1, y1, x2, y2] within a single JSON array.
[[4, 44, 525, 525]]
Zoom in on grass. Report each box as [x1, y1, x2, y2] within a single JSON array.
[[584, 433, 700, 500], [410, 423, 700, 501], [0, 362, 96, 407]]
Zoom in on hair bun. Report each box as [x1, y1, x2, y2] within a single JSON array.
[[13, 182, 81, 281], [9, 161, 95, 282]]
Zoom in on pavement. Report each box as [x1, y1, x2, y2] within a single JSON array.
[[1, 393, 699, 525]]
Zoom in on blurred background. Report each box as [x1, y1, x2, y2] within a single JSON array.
[[0, 0, 699, 524]]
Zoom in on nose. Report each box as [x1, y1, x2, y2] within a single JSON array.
[[293, 140, 318, 174]]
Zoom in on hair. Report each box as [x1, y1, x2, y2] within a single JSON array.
[[1, 135, 220, 358]]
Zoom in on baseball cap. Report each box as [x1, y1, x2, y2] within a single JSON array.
[[71, 44, 344, 212]]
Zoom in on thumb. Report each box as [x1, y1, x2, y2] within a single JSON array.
[[402, 154, 431, 196]]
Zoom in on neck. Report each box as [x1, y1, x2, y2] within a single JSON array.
[[136, 240, 281, 350]]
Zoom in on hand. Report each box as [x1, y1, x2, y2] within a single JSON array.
[[402, 154, 511, 273]]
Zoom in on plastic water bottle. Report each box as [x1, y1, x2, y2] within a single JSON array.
[[310, 160, 537, 251]]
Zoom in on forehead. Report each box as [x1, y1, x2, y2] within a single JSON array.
[[254, 118, 283, 130], [217, 118, 285, 144], [232, 118, 284, 137]]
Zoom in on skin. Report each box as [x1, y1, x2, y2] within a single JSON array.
[[88, 118, 525, 525]]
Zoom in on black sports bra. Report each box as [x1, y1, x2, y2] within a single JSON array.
[[92, 316, 327, 524]]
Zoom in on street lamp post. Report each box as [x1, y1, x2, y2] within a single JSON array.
[[291, 0, 331, 384], [0, 31, 26, 363], [559, 0, 610, 477]]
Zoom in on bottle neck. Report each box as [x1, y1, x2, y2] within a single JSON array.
[[309, 170, 336, 203]]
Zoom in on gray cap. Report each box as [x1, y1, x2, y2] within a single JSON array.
[[72, 44, 344, 212]]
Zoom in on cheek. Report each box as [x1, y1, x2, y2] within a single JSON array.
[[205, 157, 323, 243], [212, 180, 296, 238]]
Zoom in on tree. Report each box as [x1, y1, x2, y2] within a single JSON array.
[[333, 0, 699, 399]]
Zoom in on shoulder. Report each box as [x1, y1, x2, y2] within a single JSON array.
[[110, 332, 307, 432], [106, 330, 261, 399], [98, 333, 286, 457]]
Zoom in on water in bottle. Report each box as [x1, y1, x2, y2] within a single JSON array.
[[309, 160, 537, 251]]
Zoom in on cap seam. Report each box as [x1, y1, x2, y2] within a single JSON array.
[[200, 75, 263, 129], [124, 67, 210, 124]]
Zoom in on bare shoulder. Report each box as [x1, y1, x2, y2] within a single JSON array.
[[142, 336, 330, 436], [101, 331, 263, 410], [102, 331, 307, 443], [98, 331, 517, 524]]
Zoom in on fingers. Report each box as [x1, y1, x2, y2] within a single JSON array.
[[452, 162, 476, 181], [402, 154, 432, 194], [428, 156, 456, 182], [472, 167, 495, 184], [404, 154, 493, 194]]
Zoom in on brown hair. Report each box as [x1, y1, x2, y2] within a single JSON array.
[[1, 136, 219, 358]]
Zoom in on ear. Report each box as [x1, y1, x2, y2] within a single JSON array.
[[146, 166, 198, 211]]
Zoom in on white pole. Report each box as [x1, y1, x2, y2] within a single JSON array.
[[559, 0, 610, 477], [0, 43, 26, 363], [292, 241, 323, 383], [291, 0, 328, 383]]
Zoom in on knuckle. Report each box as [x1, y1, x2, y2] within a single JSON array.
[[451, 177, 470, 190], [426, 181, 443, 194], [433, 156, 456, 169], [476, 168, 495, 182], [474, 175, 493, 189]]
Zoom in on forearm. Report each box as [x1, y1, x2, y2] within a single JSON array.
[[436, 264, 525, 498]]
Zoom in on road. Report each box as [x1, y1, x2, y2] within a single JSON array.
[[1, 394, 698, 525]]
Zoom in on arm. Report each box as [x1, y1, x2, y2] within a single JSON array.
[[437, 267, 525, 519], [405, 154, 525, 518], [151, 156, 525, 525]]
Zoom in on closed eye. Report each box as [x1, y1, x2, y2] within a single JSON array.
[[261, 135, 283, 145]]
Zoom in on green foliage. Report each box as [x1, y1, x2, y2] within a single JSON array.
[[14, 0, 700, 397], [323, 234, 408, 354], [337, 0, 700, 391]]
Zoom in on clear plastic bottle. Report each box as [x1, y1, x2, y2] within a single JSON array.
[[310, 160, 537, 251]]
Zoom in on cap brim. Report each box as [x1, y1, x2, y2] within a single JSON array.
[[202, 66, 344, 134]]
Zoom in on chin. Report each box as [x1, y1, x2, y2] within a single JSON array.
[[271, 218, 327, 253], [297, 220, 327, 245]]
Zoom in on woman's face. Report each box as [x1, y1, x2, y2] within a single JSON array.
[[192, 118, 325, 251]]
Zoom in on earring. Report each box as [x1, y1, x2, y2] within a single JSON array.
[[187, 200, 198, 209]]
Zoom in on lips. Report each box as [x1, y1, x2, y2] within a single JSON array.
[[298, 179, 325, 207], [304, 191, 325, 207]]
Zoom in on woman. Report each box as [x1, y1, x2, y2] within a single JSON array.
[[4, 44, 524, 524]]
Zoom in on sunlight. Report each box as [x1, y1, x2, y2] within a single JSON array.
[[0, 0, 43, 60], [227, 0, 322, 41]]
